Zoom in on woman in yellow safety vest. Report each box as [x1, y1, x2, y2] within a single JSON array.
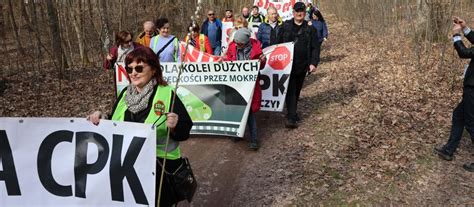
[[87, 47, 193, 206], [185, 23, 213, 55]]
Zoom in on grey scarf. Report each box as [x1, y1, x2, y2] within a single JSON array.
[[125, 79, 157, 113], [117, 44, 134, 63], [237, 42, 252, 60]]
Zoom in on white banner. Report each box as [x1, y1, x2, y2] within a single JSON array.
[[161, 61, 260, 137], [114, 62, 129, 95], [0, 118, 156, 207], [221, 22, 234, 54], [254, 0, 312, 21], [260, 42, 294, 111]]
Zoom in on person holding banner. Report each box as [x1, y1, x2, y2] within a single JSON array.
[[150, 18, 181, 62], [185, 23, 213, 55], [278, 2, 321, 128], [103, 31, 143, 70], [88, 47, 193, 206], [257, 6, 283, 49], [224, 28, 266, 150]]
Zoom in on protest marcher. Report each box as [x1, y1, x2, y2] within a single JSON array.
[[278, 2, 321, 128], [103, 31, 143, 69], [257, 6, 282, 49], [224, 28, 266, 149], [150, 18, 180, 62], [242, 7, 250, 19], [231, 15, 257, 42], [310, 9, 328, 44], [201, 10, 223, 55], [248, 6, 264, 23], [222, 9, 234, 23], [88, 47, 193, 206], [185, 23, 213, 55], [221, 15, 252, 55], [135, 21, 159, 48], [435, 17, 474, 167]]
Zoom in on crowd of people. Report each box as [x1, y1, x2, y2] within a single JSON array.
[[95, 2, 328, 206], [90, 1, 474, 206]]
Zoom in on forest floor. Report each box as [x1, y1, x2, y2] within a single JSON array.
[[2, 14, 474, 206]]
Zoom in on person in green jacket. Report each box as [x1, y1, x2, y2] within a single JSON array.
[[88, 47, 193, 206]]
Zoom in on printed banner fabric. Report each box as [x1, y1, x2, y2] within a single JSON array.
[[0, 118, 156, 206]]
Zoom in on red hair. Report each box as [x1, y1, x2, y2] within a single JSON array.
[[125, 47, 167, 86]]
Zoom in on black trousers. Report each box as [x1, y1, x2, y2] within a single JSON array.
[[155, 157, 183, 207], [444, 87, 474, 154], [285, 71, 307, 121]]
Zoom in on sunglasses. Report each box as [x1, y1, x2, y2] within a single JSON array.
[[208, 13, 215, 16], [125, 65, 145, 73]]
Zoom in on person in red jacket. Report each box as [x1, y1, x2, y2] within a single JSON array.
[[103, 31, 143, 69], [185, 23, 213, 55], [224, 28, 266, 150]]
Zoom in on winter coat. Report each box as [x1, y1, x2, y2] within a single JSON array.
[[135, 30, 159, 47], [311, 20, 328, 43], [225, 39, 266, 113], [278, 19, 320, 74], [257, 19, 283, 49], [454, 31, 474, 87], [201, 19, 222, 49]]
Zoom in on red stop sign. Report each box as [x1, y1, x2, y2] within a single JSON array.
[[268, 46, 291, 70]]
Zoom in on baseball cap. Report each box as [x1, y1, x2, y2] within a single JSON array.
[[293, 2, 305, 11]]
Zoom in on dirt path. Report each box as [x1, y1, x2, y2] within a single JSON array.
[[178, 15, 474, 206], [2, 13, 473, 206]]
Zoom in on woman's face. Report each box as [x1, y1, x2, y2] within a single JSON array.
[[312, 13, 319, 20], [159, 23, 170, 37], [121, 35, 133, 48], [127, 61, 155, 91]]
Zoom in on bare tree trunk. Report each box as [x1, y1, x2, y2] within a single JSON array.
[[68, 0, 89, 66], [98, 0, 112, 54], [7, 0, 26, 58], [45, 0, 68, 79], [119, 0, 124, 31]]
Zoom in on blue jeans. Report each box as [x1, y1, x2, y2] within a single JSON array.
[[247, 111, 257, 143], [213, 46, 221, 56], [444, 87, 474, 154]]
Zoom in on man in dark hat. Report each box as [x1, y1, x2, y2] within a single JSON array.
[[278, 2, 321, 128]]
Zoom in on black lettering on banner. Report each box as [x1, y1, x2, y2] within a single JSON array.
[[232, 62, 240, 72], [110, 134, 148, 205], [187, 64, 196, 72], [260, 74, 270, 90], [273, 74, 289, 96], [74, 132, 110, 198], [0, 130, 21, 196], [172, 65, 179, 73], [250, 61, 259, 71], [214, 63, 222, 72], [37, 130, 73, 197]]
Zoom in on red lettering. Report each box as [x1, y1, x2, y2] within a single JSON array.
[[117, 65, 129, 82]]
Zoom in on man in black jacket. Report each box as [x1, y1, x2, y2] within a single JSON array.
[[278, 2, 321, 128], [435, 17, 474, 171]]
